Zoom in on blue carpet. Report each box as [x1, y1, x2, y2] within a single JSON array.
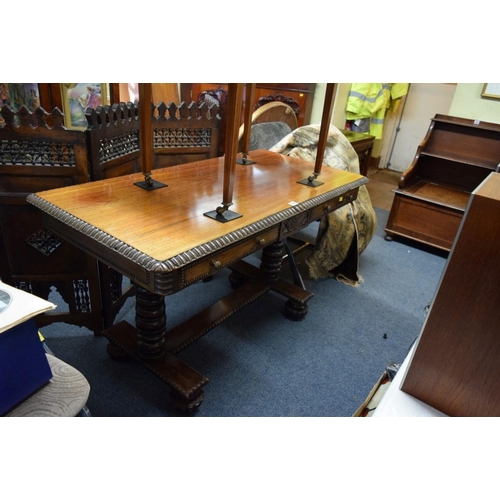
[[40, 207, 447, 417]]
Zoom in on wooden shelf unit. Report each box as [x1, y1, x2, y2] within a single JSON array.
[[385, 114, 500, 251]]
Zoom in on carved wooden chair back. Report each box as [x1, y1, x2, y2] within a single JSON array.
[[0, 104, 104, 334], [151, 101, 221, 168], [85, 102, 141, 180], [237, 101, 298, 152], [86, 100, 221, 178]]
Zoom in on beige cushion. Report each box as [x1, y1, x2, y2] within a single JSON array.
[[4, 354, 90, 417]]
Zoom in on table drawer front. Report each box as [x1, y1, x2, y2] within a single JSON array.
[[182, 227, 279, 286], [310, 189, 358, 220]]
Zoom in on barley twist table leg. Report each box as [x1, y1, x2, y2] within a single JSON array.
[[260, 241, 284, 283], [261, 241, 308, 320], [135, 285, 166, 359]]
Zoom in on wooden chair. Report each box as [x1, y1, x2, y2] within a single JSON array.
[[151, 101, 221, 168], [246, 100, 298, 129], [85, 101, 141, 181], [237, 101, 298, 152], [1, 97, 222, 336], [0, 105, 105, 335], [86, 99, 221, 177]]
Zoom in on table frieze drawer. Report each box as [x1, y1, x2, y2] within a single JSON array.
[[182, 227, 279, 286], [309, 189, 358, 220]]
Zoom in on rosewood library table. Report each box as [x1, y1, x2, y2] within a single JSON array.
[[28, 149, 367, 412]]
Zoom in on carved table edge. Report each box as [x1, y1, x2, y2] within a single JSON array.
[[27, 177, 366, 274]]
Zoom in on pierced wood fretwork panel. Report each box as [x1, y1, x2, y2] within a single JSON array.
[[73, 278, 92, 313], [0, 139, 76, 167], [85, 100, 221, 177], [151, 101, 220, 168], [26, 226, 63, 256], [85, 102, 141, 180], [99, 132, 140, 164], [154, 128, 212, 148]]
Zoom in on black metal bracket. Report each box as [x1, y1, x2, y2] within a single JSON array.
[[297, 172, 324, 187], [204, 203, 242, 223], [236, 153, 256, 165], [134, 173, 168, 190]]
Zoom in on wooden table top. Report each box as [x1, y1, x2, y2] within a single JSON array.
[[28, 150, 366, 264]]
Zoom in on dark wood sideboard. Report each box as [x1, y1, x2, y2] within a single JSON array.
[[384, 114, 500, 251], [341, 130, 375, 177], [182, 84, 315, 127], [182, 84, 316, 156]]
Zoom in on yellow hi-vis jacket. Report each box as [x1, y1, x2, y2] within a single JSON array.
[[346, 83, 409, 139]]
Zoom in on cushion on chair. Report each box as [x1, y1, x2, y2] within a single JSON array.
[[4, 354, 90, 417], [248, 122, 292, 151]]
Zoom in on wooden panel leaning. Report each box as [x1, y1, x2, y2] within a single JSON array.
[[400, 172, 500, 416], [384, 114, 500, 251]]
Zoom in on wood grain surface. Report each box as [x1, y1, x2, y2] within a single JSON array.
[[29, 150, 364, 262]]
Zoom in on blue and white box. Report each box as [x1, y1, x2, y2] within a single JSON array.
[[0, 282, 56, 415]]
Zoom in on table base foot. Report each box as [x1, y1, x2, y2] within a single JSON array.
[[106, 342, 128, 360], [284, 299, 308, 321], [170, 389, 204, 414], [104, 321, 209, 413], [230, 260, 314, 320]]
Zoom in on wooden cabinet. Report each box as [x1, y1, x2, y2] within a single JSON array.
[[400, 173, 500, 416], [252, 83, 315, 127], [384, 114, 500, 251], [182, 83, 315, 126], [181, 84, 316, 155], [341, 130, 375, 176]]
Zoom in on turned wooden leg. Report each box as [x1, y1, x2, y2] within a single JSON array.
[[261, 240, 309, 320], [135, 285, 166, 359], [260, 241, 284, 283], [135, 287, 207, 411]]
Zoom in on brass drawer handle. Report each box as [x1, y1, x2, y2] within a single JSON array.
[[257, 238, 266, 246], [210, 260, 222, 269]]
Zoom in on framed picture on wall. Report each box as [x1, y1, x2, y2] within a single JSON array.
[[481, 83, 500, 100], [61, 83, 108, 129], [0, 83, 41, 111]]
